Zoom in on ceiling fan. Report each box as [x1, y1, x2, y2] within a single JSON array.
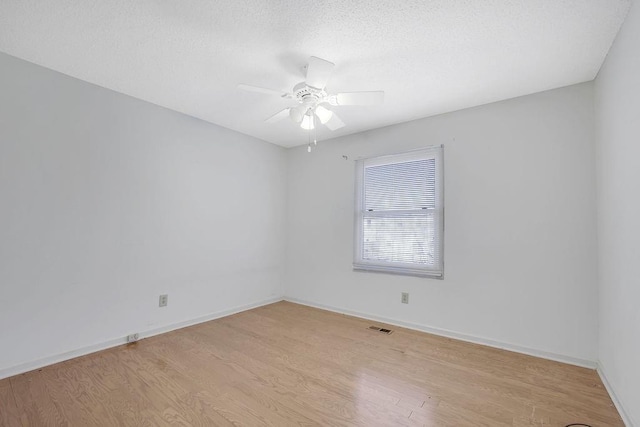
[[238, 56, 384, 136]]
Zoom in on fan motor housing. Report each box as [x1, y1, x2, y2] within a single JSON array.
[[293, 82, 326, 104]]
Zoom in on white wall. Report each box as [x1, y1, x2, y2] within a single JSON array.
[[285, 83, 598, 364], [0, 52, 286, 376], [595, 1, 640, 424]]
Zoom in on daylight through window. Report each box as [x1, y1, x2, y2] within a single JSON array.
[[354, 147, 444, 278]]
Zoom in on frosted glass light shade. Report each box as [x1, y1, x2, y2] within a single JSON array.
[[300, 114, 314, 130], [314, 105, 333, 124], [289, 106, 306, 123]]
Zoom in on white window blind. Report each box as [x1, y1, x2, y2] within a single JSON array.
[[354, 147, 444, 278]]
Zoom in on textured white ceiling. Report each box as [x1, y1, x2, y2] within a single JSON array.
[[0, 0, 630, 147]]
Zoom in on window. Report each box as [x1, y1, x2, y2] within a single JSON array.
[[354, 146, 444, 278]]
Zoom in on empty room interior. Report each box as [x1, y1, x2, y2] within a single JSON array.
[[0, 1, 638, 426]]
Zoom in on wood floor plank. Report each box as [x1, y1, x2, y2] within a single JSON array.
[[0, 379, 21, 427], [10, 371, 69, 426], [188, 320, 421, 415], [222, 309, 531, 424], [253, 303, 620, 423], [155, 325, 413, 426], [0, 301, 624, 426]]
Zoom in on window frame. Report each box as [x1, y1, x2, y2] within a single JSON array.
[[353, 146, 444, 279]]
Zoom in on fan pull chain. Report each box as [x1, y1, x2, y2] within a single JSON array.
[[307, 112, 317, 153], [307, 118, 312, 152], [313, 113, 317, 146]]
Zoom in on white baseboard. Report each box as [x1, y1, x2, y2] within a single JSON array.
[[0, 296, 283, 381], [597, 362, 635, 427], [284, 297, 597, 369]]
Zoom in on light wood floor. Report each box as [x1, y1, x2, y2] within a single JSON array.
[[0, 301, 623, 426]]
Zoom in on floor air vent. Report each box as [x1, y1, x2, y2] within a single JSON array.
[[369, 326, 393, 334]]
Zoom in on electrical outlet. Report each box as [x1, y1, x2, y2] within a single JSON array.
[[401, 292, 409, 304], [127, 333, 139, 343], [159, 294, 168, 307]]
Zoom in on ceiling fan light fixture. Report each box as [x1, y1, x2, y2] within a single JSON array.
[[300, 114, 314, 130], [314, 104, 333, 124], [289, 106, 306, 123], [239, 56, 384, 138]]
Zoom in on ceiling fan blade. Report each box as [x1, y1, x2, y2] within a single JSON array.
[[324, 112, 345, 131], [238, 84, 290, 98], [265, 108, 291, 124], [305, 56, 335, 90], [335, 91, 384, 106]]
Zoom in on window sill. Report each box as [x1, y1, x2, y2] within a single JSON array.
[[353, 264, 444, 279]]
